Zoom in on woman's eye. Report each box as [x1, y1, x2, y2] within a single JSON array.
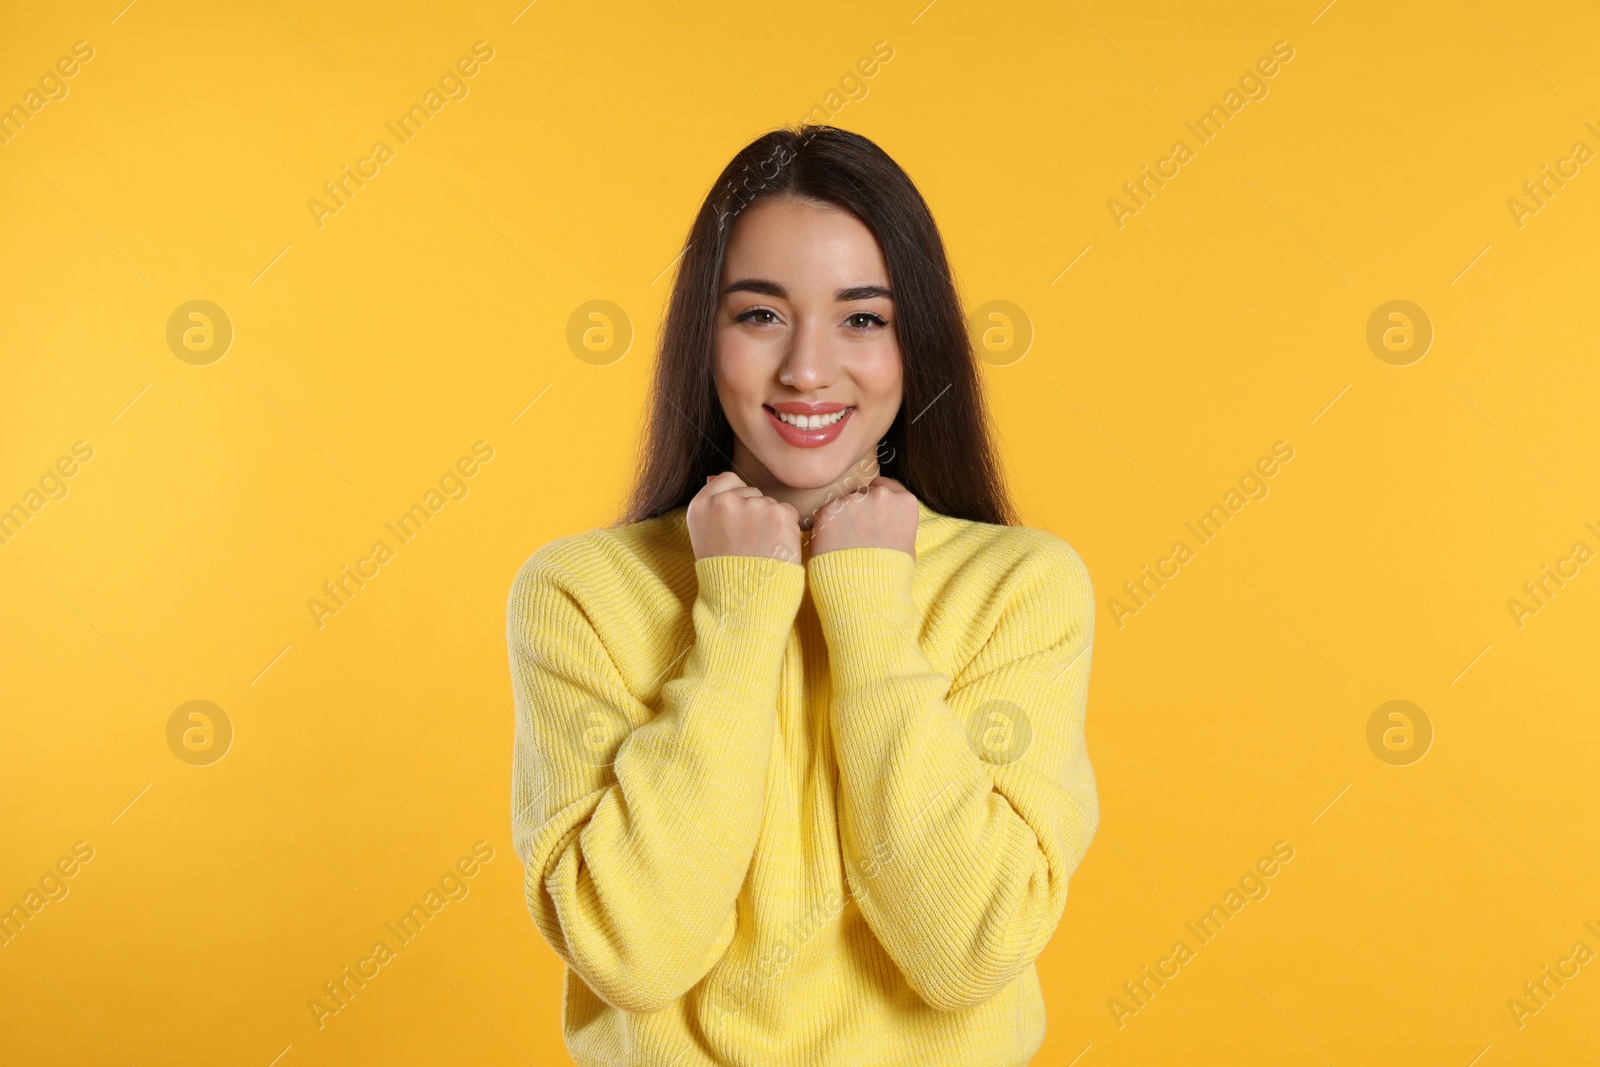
[[846, 312, 888, 331], [735, 308, 779, 325]]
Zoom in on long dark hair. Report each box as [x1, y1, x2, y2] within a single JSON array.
[[616, 124, 1017, 528]]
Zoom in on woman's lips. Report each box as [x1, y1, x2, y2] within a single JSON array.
[[764, 405, 853, 448]]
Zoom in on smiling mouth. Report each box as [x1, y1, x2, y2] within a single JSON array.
[[763, 405, 854, 448], [766, 405, 854, 429]]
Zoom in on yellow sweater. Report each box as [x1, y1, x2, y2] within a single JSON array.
[[507, 498, 1098, 1066]]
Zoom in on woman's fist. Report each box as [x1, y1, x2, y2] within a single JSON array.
[[687, 472, 803, 563], [809, 476, 919, 559]]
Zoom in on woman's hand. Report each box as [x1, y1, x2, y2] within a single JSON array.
[[687, 472, 803, 563], [808, 476, 918, 560]]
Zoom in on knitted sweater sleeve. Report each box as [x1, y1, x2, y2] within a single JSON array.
[[507, 545, 805, 1015], [806, 536, 1098, 1013]]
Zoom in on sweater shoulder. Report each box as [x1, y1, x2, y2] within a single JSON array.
[[912, 513, 1095, 687], [508, 508, 693, 626], [920, 509, 1092, 601]]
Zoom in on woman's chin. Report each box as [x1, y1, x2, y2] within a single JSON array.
[[763, 456, 858, 492]]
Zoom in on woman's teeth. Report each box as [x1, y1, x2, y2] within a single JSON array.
[[774, 407, 851, 429]]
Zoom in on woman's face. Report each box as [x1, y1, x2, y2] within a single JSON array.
[[714, 195, 903, 494]]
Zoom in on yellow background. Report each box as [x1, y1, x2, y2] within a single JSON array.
[[2, 0, 1597, 1063]]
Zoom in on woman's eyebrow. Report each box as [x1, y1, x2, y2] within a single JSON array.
[[835, 284, 891, 301], [723, 278, 786, 298], [720, 279, 893, 301]]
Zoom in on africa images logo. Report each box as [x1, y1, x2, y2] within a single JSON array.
[[306, 41, 495, 230]]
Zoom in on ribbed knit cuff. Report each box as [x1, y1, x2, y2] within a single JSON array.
[[806, 546, 924, 692], [688, 554, 806, 703]]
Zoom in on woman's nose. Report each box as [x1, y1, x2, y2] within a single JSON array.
[[778, 319, 835, 391]]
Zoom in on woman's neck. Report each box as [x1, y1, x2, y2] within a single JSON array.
[[726, 442, 883, 548]]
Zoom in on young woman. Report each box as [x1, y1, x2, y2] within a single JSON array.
[[508, 125, 1098, 1066]]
